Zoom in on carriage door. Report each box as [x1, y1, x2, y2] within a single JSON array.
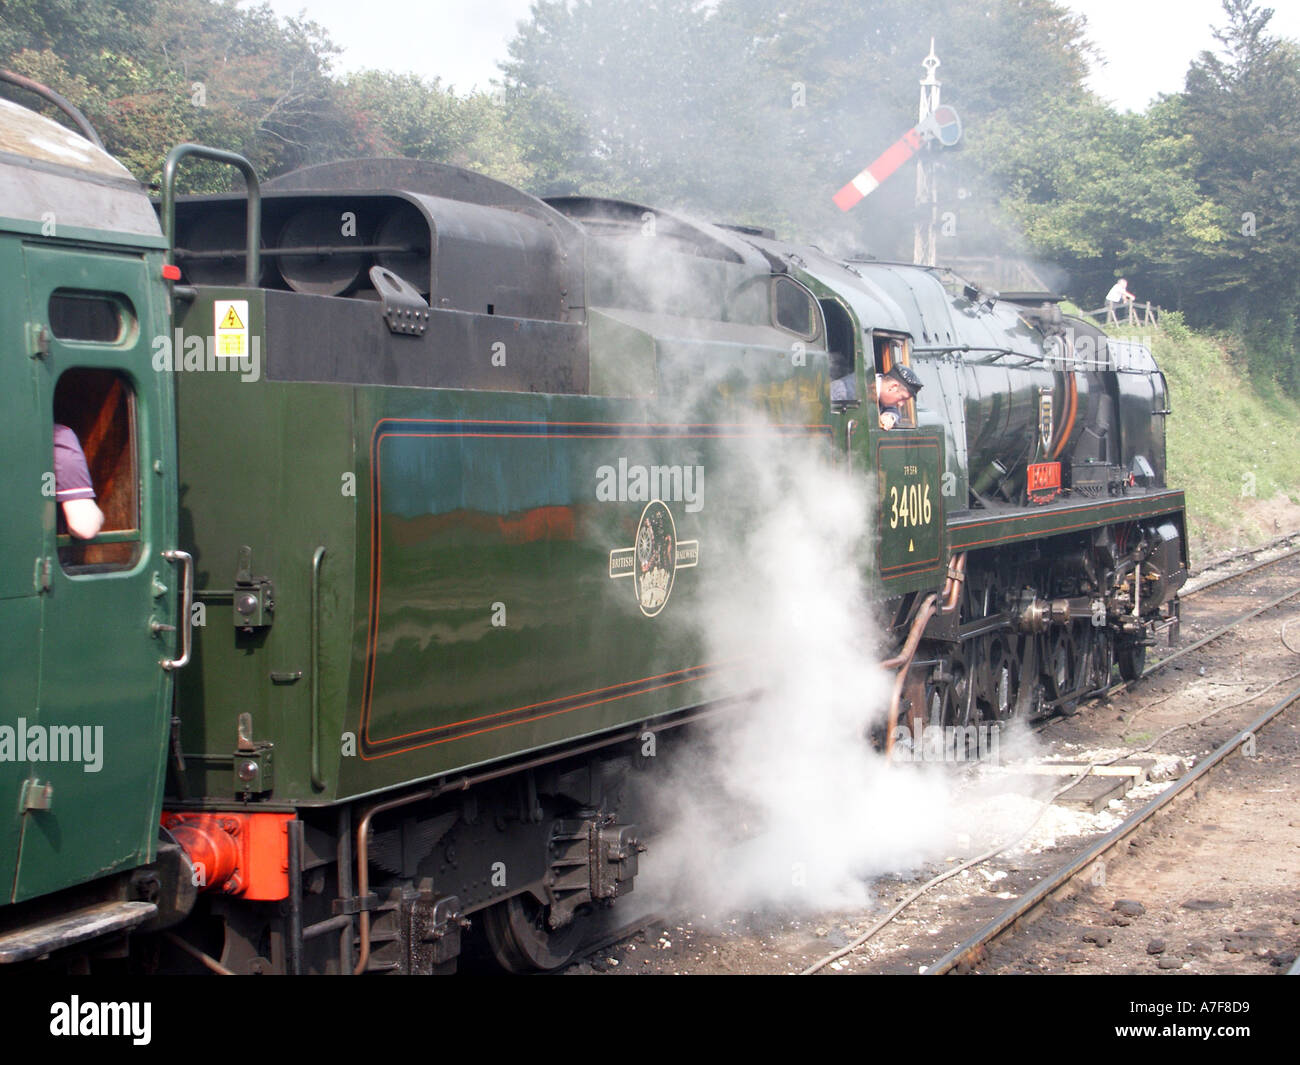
[[13, 244, 177, 903], [871, 334, 946, 594], [0, 237, 44, 900]]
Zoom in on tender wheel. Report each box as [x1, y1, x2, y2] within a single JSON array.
[[1117, 640, 1148, 684], [481, 892, 584, 973]]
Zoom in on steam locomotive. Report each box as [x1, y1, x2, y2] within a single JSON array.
[[0, 80, 1184, 974]]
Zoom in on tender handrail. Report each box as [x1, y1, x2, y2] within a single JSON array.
[[161, 144, 261, 285], [310, 546, 327, 791]]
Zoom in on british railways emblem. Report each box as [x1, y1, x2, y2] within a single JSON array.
[[608, 500, 700, 617]]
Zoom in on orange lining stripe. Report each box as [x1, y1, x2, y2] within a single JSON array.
[[359, 663, 744, 761], [370, 658, 744, 745]]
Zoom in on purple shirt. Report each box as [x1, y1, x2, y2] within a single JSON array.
[[53, 424, 96, 502]]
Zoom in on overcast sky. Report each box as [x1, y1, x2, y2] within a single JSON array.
[[256, 0, 1300, 112]]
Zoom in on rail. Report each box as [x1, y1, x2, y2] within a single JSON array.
[[926, 681, 1300, 974]]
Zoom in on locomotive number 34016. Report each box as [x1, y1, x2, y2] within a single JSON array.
[[888, 478, 932, 530]]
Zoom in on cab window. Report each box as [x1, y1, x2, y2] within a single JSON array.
[[771, 276, 820, 341], [821, 299, 858, 407], [873, 333, 916, 428]]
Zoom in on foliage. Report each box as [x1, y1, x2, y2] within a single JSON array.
[[1151, 314, 1300, 549], [498, 0, 1100, 255], [2, 0, 1299, 389], [337, 71, 533, 188], [1, 0, 345, 189], [1178, 0, 1300, 387]]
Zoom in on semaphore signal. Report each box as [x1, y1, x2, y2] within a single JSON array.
[[832, 102, 961, 212], [833, 40, 962, 267]]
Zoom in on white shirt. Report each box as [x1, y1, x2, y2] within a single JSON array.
[[1106, 280, 1129, 303]]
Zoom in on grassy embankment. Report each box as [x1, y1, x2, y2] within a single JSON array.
[[1110, 313, 1300, 558]]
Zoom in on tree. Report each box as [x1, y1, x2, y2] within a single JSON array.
[[337, 71, 534, 187], [1182, 0, 1300, 384], [1, 0, 348, 188], [499, 0, 1104, 256]]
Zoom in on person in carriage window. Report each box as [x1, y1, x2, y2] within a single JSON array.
[[53, 423, 103, 539]]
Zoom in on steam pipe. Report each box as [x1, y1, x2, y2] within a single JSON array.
[[880, 591, 935, 670], [940, 552, 967, 614], [353, 789, 435, 975], [882, 593, 939, 757], [287, 819, 303, 975], [336, 806, 353, 974]]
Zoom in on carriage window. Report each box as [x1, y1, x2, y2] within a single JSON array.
[[48, 290, 132, 343], [54, 368, 140, 572]]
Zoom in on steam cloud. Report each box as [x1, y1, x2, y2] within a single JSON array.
[[636, 423, 955, 917]]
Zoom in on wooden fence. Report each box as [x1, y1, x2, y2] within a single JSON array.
[[1082, 301, 1162, 328]]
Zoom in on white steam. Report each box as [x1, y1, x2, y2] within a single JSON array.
[[637, 422, 954, 916]]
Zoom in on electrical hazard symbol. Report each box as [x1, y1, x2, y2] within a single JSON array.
[[214, 299, 249, 360]]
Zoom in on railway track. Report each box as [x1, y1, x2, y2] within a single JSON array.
[[563, 539, 1300, 976], [1181, 529, 1300, 599], [799, 545, 1300, 975], [924, 682, 1300, 974]]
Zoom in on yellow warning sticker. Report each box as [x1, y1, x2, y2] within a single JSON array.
[[213, 299, 249, 360]]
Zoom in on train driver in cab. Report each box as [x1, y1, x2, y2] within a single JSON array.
[[876, 364, 922, 430]]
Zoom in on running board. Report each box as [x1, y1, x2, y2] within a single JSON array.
[[0, 900, 157, 964]]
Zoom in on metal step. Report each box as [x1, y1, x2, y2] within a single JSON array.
[[0, 901, 157, 964]]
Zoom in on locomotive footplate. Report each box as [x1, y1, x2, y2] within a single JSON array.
[[947, 489, 1186, 554]]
